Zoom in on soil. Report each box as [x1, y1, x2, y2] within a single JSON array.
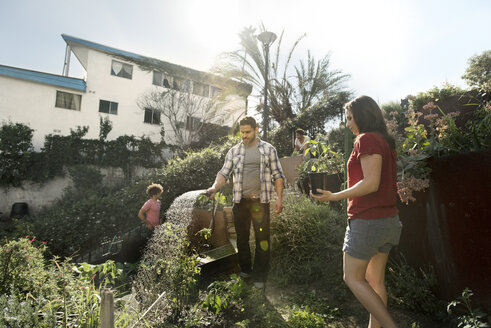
[[263, 281, 454, 328]]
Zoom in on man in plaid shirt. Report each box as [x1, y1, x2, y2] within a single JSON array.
[[207, 116, 284, 289]]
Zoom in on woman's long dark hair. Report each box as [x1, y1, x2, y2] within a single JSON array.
[[344, 95, 395, 149]]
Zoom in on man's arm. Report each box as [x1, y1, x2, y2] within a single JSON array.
[[273, 177, 284, 214], [207, 173, 227, 198], [206, 148, 233, 198]]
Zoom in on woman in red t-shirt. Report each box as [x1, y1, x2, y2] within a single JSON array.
[[311, 95, 401, 328]]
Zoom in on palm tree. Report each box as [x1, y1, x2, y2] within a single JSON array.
[[212, 24, 351, 128], [212, 24, 305, 124]]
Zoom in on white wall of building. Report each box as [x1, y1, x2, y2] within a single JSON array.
[[1, 41, 249, 151]]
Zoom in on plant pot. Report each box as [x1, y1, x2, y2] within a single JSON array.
[[308, 172, 326, 195], [308, 172, 344, 195], [190, 209, 228, 248]]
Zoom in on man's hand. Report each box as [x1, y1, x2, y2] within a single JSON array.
[[274, 199, 283, 214], [205, 187, 217, 199]]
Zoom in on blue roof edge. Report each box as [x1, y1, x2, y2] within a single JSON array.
[[62, 34, 148, 63], [0, 65, 86, 92]]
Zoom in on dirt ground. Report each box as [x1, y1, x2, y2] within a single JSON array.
[[263, 281, 454, 328]]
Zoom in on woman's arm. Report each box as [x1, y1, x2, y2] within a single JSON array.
[[310, 153, 382, 202]]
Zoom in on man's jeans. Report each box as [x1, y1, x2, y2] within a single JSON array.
[[233, 199, 270, 282]]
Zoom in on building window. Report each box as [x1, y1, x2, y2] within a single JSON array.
[[152, 71, 171, 88], [55, 91, 82, 110], [173, 77, 190, 92], [186, 116, 201, 130], [192, 81, 209, 97], [111, 60, 133, 79], [210, 86, 222, 98], [144, 108, 161, 125], [99, 100, 118, 115]]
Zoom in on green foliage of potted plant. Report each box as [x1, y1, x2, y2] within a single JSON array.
[[297, 140, 344, 195]]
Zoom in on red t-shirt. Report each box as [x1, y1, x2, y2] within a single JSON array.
[[347, 132, 398, 219]]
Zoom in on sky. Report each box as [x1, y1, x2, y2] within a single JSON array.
[[1, 0, 490, 111]]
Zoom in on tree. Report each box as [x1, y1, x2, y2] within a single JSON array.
[[213, 25, 351, 129], [462, 49, 491, 93], [137, 88, 229, 146], [0, 122, 34, 185], [213, 25, 305, 124]]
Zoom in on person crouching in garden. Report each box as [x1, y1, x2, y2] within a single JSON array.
[[293, 128, 311, 156], [138, 183, 164, 237], [311, 95, 401, 328], [206, 116, 285, 290]]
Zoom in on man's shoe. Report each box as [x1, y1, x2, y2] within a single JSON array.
[[239, 271, 252, 279], [253, 281, 265, 289]]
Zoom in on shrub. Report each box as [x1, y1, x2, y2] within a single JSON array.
[[153, 134, 238, 215], [0, 122, 34, 186], [22, 135, 237, 259], [447, 288, 490, 328], [410, 82, 466, 110], [0, 237, 58, 299], [25, 178, 149, 258], [288, 305, 325, 328], [270, 191, 346, 285], [386, 255, 446, 318], [0, 292, 57, 327], [269, 120, 295, 158], [0, 237, 116, 327], [132, 223, 201, 324], [462, 49, 491, 93]]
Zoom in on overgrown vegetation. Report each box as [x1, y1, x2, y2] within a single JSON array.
[[0, 119, 167, 186], [0, 237, 137, 327], [1, 177, 489, 327], [382, 85, 491, 204], [270, 192, 345, 286]]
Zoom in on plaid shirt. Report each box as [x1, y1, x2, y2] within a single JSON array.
[[218, 138, 285, 203]]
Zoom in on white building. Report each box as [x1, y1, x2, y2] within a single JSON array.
[[0, 34, 252, 151]]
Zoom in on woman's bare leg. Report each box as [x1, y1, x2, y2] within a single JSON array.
[[343, 252, 397, 328], [366, 252, 390, 328]]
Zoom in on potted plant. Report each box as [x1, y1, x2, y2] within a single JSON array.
[[297, 140, 344, 195]]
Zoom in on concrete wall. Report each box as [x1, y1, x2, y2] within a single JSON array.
[[0, 166, 154, 218], [279, 155, 304, 187]]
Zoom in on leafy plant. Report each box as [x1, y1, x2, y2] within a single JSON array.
[[385, 88, 491, 204], [194, 192, 228, 211], [447, 288, 490, 328], [462, 49, 491, 94], [0, 122, 34, 186], [153, 134, 238, 215], [270, 191, 345, 285], [288, 305, 325, 328], [386, 255, 446, 318], [133, 223, 201, 324], [0, 236, 137, 327], [298, 140, 344, 174]]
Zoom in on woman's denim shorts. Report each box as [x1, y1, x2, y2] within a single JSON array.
[[342, 214, 402, 261]]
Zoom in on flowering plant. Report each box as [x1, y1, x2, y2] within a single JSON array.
[[385, 89, 490, 204]]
